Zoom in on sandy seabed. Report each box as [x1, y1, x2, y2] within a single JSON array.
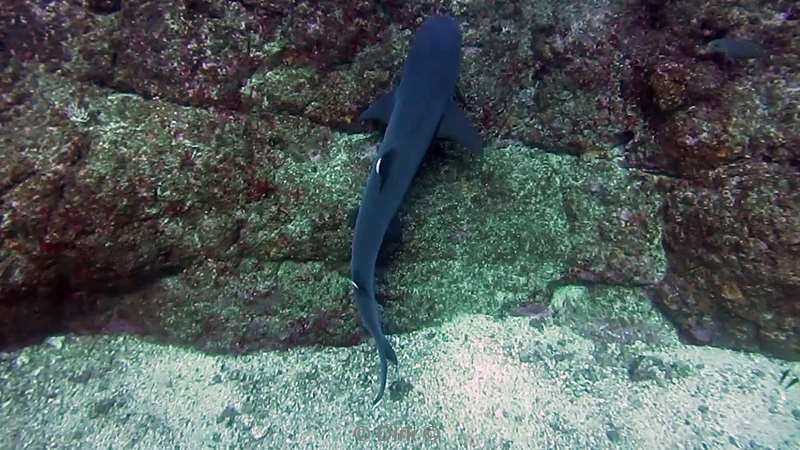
[[1, 313, 798, 449]]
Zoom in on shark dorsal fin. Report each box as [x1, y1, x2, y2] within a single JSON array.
[[376, 148, 395, 192]]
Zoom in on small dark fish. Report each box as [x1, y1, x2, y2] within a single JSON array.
[[510, 303, 548, 317], [683, 324, 713, 345], [780, 369, 799, 390], [707, 38, 766, 62], [611, 130, 635, 147]]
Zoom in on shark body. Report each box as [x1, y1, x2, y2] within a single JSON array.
[[350, 15, 481, 405]]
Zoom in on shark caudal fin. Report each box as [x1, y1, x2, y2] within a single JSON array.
[[372, 337, 398, 406]]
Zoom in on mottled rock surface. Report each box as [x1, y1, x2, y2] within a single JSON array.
[[0, 0, 797, 358]]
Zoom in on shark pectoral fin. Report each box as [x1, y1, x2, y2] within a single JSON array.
[[436, 99, 482, 153], [360, 89, 396, 124]]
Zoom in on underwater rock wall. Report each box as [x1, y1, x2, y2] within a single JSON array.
[[0, 0, 797, 358]]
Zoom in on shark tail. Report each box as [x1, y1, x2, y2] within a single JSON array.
[[372, 336, 398, 405]]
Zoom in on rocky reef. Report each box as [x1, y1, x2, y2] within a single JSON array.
[[0, 0, 797, 359]]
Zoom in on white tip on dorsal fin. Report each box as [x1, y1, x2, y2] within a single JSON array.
[[351, 280, 359, 289], [376, 157, 382, 175]]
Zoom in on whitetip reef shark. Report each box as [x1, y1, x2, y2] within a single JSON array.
[[350, 15, 482, 405]]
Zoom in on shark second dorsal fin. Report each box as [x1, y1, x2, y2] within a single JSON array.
[[436, 99, 482, 153], [360, 89, 396, 125]]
